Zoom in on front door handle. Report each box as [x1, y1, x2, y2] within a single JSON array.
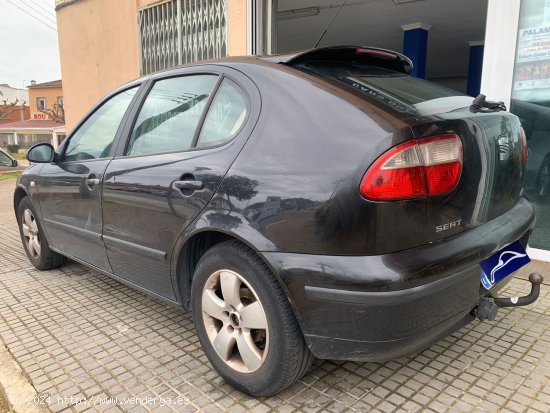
[[86, 178, 100, 185], [85, 177, 100, 189], [173, 180, 203, 190]]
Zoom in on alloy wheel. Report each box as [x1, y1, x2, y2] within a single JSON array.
[[201, 269, 269, 373], [21, 209, 41, 259]]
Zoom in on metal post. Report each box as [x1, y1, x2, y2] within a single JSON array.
[[177, 0, 182, 65]]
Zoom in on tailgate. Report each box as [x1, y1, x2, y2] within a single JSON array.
[[412, 109, 526, 242]]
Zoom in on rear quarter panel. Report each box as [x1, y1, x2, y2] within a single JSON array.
[[198, 61, 426, 255]]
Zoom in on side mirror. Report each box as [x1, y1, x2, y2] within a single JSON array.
[[27, 143, 56, 163], [12, 159, 18, 167]]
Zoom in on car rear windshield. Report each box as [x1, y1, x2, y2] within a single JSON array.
[[291, 60, 465, 115]]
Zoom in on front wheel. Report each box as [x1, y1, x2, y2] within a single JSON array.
[[191, 241, 313, 396], [17, 196, 66, 270]]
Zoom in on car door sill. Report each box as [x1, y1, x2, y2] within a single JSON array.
[[50, 246, 181, 308]]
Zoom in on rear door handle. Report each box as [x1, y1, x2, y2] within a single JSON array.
[[173, 180, 203, 190]]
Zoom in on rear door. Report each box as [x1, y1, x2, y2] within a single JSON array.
[[38, 85, 141, 271], [101, 66, 257, 300]]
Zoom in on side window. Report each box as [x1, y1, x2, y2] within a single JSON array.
[[64, 87, 138, 162], [36, 98, 47, 111], [196, 79, 248, 148], [126, 75, 218, 156]]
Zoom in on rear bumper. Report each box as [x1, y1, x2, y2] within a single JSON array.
[[260, 197, 535, 360]]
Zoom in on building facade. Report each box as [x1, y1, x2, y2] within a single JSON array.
[[28, 80, 64, 122], [55, 0, 247, 130], [0, 80, 66, 150], [53, 0, 550, 257]]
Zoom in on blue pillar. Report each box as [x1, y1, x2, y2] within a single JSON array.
[[467, 41, 484, 97], [401, 23, 431, 78]]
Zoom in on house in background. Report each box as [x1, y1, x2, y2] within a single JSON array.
[[0, 84, 30, 125], [28, 80, 64, 122], [0, 80, 66, 150]]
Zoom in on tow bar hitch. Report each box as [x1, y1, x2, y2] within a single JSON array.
[[475, 273, 544, 321]]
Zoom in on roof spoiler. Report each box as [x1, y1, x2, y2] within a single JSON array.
[[283, 46, 413, 75]]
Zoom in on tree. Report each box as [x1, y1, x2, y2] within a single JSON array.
[[218, 175, 259, 203], [0, 93, 26, 121], [38, 102, 65, 123]]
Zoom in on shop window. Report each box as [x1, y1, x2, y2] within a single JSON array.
[[511, 0, 550, 249], [17, 134, 53, 149]]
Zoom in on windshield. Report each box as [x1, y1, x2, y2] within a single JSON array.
[[292, 61, 466, 114]]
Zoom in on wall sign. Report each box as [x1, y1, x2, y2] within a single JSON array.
[[514, 25, 550, 90], [33, 113, 52, 120]]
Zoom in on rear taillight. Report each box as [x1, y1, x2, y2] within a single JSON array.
[[360, 134, 463, 201], [520, 127, 528, 166]]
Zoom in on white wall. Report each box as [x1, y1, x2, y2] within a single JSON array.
[[0, 85, 29, 105]]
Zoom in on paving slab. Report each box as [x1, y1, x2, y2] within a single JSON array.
[[1, 178, 549, 412]]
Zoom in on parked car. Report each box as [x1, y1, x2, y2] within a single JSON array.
[[14, 46, 537, 396], [0, 148, 19, 171]]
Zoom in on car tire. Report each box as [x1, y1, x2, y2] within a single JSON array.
[[17, 196, 66, 270], [191, 240, 313, 396]]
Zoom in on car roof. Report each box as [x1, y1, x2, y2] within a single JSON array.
[[108, 46, 415, 104]]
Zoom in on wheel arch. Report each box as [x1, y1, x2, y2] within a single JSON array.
[[174, 229, 275, 308], [172, 228, 300, 324], [13, 185, 29, 221]]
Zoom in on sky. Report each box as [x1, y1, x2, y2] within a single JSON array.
[[0, 0, 61, 90]]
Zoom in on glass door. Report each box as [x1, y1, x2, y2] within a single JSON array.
[[510, 0, 550, 250]]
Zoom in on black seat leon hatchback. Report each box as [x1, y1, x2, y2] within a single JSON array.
[[15, 46, 536, 396]]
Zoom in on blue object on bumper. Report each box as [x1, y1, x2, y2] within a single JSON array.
[[480, 240, 531, 290]]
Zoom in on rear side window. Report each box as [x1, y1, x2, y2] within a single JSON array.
[[292, 61, 463, 114], [197, 79, 248, 148], [126, 75, 218, 156]]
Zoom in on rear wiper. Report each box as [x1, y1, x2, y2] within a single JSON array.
[[470, 94, 507, 113]]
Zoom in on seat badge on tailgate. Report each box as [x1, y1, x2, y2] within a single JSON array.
[[436, 219, 462, 233], [480, 240, 531, 290]]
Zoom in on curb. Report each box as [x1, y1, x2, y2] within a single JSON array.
[[0, 338, 48, 413]]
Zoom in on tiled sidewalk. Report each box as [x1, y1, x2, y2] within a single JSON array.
[[1, 179, 549, 412]]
